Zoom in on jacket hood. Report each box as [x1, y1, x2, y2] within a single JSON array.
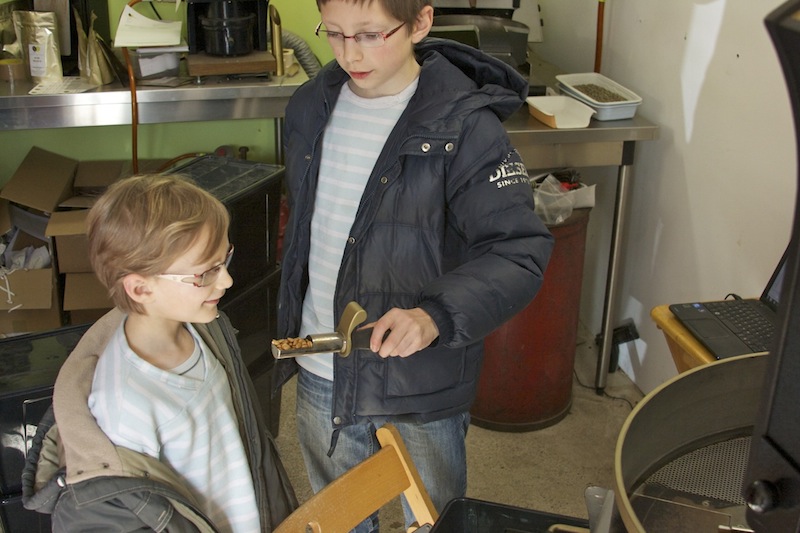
[[309, 38, 528, 126], [415, 37, 529, 121]]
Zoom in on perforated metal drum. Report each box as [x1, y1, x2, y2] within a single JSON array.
[[614, 354, 766, 532]]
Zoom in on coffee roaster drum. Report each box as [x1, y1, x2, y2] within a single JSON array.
[[614, 354, 765, 532]]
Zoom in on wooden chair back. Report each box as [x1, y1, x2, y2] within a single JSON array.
[[275, 423, 439, 532]]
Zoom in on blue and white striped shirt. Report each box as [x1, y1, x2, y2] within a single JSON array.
[[88, 321, 260, 533], [299, 79, 418, 380]]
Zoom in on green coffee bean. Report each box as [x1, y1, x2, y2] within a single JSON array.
[[574, 84, 626, 103]]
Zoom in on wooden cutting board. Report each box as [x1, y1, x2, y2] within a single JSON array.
[[186, 50, 277, 77]]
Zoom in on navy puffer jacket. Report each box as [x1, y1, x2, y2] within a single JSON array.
[[275, 38, 554, 429]]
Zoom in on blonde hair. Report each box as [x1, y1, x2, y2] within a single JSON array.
[[87, 174, 230, 314]]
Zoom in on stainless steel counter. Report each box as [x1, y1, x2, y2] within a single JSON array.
[[0, 73, 308, 130], [507, 106, 658, 392], [505, 109, 657, 168]]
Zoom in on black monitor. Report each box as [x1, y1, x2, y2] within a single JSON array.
[[743, 2, 800, 531]]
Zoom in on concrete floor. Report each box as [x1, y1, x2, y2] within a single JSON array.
[[274, 335, 644, 532]]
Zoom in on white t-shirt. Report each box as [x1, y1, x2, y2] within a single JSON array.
[[88, 321, 260, 533], [299, 79, 418, 380]]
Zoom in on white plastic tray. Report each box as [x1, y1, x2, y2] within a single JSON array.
[[556, 72, 642, 121], [526, 95, 595, 129]]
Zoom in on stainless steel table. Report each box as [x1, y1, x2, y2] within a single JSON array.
[[505, 109, 658, 392], [0, 74, 306, 128], [0, 72, 308, 162], [0, 72, 657, 392]]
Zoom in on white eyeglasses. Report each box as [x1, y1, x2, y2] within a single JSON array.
[[315, 21, 406, 48], [157, 244, 234, 288]]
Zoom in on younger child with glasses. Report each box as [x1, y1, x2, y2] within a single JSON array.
[[276, 0, 554, 531], [24, 174, 296, 532]]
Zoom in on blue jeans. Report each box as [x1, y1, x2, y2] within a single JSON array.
[[295, 368, 469, 533]]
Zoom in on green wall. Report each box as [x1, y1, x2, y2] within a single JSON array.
[[0, 0, 332, 187], [271, 0, 334, 66]]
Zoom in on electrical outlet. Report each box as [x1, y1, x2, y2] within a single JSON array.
[[613, 320, 640, 345], [595, 319, 640, 347]]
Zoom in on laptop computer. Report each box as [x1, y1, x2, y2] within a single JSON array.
[[669, 248, 788, 359]]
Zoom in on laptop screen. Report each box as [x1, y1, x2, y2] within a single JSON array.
[[763, 248, 788, 310]]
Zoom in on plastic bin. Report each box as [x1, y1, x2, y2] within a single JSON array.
[[0, 323, 90, 532], [430, 498, 589, 532], [471, 208, 591, 431], [128, 49, 181, 80], [556, 72, 642, 121]]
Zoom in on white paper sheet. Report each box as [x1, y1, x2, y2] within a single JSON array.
[[114, 5, 182, 48], [28, 77, 97, 95]]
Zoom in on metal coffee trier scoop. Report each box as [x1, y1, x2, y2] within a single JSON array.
[[271, 301, 374, 359]]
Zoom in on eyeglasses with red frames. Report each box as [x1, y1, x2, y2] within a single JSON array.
[[314, 21, 406, 48], [157, 244, 234, 288]]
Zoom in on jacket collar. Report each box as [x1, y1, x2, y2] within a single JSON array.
[[415, 36, 529, 116], [314, 38, 527, 130]]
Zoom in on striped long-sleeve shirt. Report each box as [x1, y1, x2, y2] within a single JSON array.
[[88, 321, 259, 533], [298, 79, 417, 380]]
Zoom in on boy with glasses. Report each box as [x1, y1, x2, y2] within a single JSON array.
[[276, 0, 553, 531], [23, 174, 297, 532], [276, 0, 554, 531]]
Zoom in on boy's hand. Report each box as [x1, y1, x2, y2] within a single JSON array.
[[365, 308, 439, 358]]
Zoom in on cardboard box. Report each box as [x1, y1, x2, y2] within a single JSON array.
[[0, 202, 54, 313], [61, 158, 169, 209], [0, 286, 62, 335], [63, 272, 112, 312], [0, 267, 53, 311], [0, 147, 78, 214], [63, 272, 112, 326], [0, 201, 62, 335], [73, 160, 126, 191], [60, 160, 126, 208], [45, 210, 91, 273], [1, 147, 168, 212], [0, 148, 171, 332], [0, 147, 81, 334]]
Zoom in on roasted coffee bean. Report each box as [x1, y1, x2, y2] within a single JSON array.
[[271, 337, 313, 350]]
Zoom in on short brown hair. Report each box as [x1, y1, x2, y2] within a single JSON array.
[[316, 0, 432, 28], [87, 174, 230, 314]]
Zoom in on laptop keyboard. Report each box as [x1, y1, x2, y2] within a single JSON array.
[[705, 301, 775, 352]]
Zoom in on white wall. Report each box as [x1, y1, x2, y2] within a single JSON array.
[[530, 0, 796, 393]]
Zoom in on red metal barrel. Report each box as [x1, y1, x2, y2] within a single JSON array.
[[471, 208, 591, 431]]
